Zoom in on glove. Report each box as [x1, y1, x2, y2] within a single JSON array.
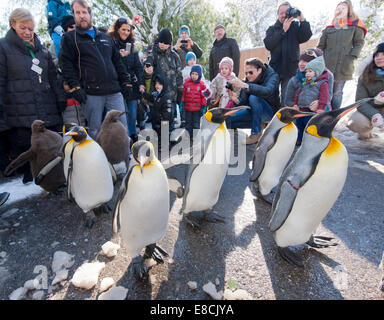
[[203, 89, 210, 97], [53, 25, 64, 36], [201, 105, 207, 115], [371, 113, 384, 129], [374, 91, 384, 105], [71, 88, 87, 104], [122, 84, 133, 100]]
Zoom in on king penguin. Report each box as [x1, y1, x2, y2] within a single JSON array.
[[269, 99, 372, 267], [178, 106, 249, 228], [112, 140, 170, 279], [5, 120, 65, 193], [63, 126, 114, 228], [249, 107, 314, 204]]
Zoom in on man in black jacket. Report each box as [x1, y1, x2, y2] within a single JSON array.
[[263, 1, 312, 107], [59, 0, 132, 139], [226, 58, 279, 145], [209, 25, 240, 81]]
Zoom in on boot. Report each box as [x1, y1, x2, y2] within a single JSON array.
[[245, 133, 262, 145]]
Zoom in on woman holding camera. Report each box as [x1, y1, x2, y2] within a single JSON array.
[[317, 0, 366, 110], [108, 18, 144, 142], [263, 1, 312, 107]]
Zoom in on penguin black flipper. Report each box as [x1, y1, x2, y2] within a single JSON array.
[[166, 174, 184, 198], [112, 164, 135, 234], [249, 126, 281, 182], [269, 145, 323, 232]]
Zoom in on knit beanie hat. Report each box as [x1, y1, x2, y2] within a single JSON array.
[[190, 65, 202, 82], [299, 48, 323, 63], [219, 57, 233, 74], [158, 28, 173, 45], [62, 15, 75, 32], [305, 56, 326, 78], [214, 24, 226, 33], [179, 25, 190, 36], [185, 52, 196, 65], [373, 42, 384, 57]]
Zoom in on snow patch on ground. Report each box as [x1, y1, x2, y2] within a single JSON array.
[[0, 177, 44, 208]]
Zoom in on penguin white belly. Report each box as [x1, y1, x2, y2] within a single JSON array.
[[119, 161, 169, 257], [184, 125, 230, 213], [65, 140, 113, 212], [259, 123, 297, 195], [275, 139, 348, 247]]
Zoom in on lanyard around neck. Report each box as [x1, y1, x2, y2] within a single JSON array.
[[24, 41, 36, 59]]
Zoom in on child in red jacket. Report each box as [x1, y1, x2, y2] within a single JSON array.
[[180, 65, 209, 137]]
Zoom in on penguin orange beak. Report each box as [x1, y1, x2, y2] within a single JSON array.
[[292, 112, 315, 119], [224, 106, 250, 117], [138, 155, 149, 174], [335, 98, 374, 120], [65, 132, 79, 136]]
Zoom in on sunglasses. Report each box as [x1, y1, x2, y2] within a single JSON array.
[[118, 18, 135, 30], [245, 71, 254, 75], [144, 63, 152, 68], [304, 49, 318, 58]]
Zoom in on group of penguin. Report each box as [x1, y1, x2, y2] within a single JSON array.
[[3, 98, 370, 278]]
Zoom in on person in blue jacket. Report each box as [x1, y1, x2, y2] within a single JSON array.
[[46, 0, 72, 57]]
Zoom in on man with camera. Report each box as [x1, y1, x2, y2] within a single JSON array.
[[174, 25, 203, 68], [226, 58, 280, 145], [263, 1, 312, 107]]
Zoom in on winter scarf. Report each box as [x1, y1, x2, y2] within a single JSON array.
[[324, 18, 367, 36]]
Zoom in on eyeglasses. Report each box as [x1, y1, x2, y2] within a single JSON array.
[[118, 18, 128, 23], [304, 49, 318, 58], [245, 71, 254, 75]]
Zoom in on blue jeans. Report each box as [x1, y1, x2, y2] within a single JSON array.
[[125, 99, 138, 136], [226, 96, 274, 134], [51, 32, 62, 58], [295, 115, 312, 142], [83, 93, 127, 139], [331, 80, 346, 110], [185, 110, 200, 137]]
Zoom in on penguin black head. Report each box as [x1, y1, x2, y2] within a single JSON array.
[[132, 140, 155, 174], [277, 107, 315, 124], [204, 106, 250, 124], [306, 98, 373, 139], [104, 110, 127, 123], [31, 120, 46, 133], [65, 126, 88, 142]]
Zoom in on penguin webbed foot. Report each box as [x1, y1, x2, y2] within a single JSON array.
[[306, 235, 338, 248], [93, 203, 112, 216], [183, 213, 203, 229], [50, 185, 66, 196], [203, 209, 226, 224], [131, 256, 148, 280], [84, 211, 97, 229], [277, 246, 304, 267], [143, 243, 169, 264]]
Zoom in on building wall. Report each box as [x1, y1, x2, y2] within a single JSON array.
[[238, 38, 319, 79]]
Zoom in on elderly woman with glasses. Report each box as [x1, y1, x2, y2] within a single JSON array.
[[108, 17, 145, 143], [0, 8, 65, 182], [317, 0, 366, 110], [285, 48, 334, 109]]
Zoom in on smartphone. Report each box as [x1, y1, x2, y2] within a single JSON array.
[[181, 40, 188, 44], [126, 43, 132, 52]]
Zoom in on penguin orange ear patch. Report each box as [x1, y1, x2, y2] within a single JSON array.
[[276, 112, 282, 120], [306, 125, 323, 138], [205, 111, 213, 123]]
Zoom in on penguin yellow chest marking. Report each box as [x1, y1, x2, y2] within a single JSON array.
[[275, 137, 348, 247]]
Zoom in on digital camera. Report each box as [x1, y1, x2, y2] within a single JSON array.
[[225, 82, 233, 91], [286, 7, 301, 19]]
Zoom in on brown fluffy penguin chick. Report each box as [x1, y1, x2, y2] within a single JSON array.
[[5, 120, 65, 192], [96, 110, 130, 169]]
